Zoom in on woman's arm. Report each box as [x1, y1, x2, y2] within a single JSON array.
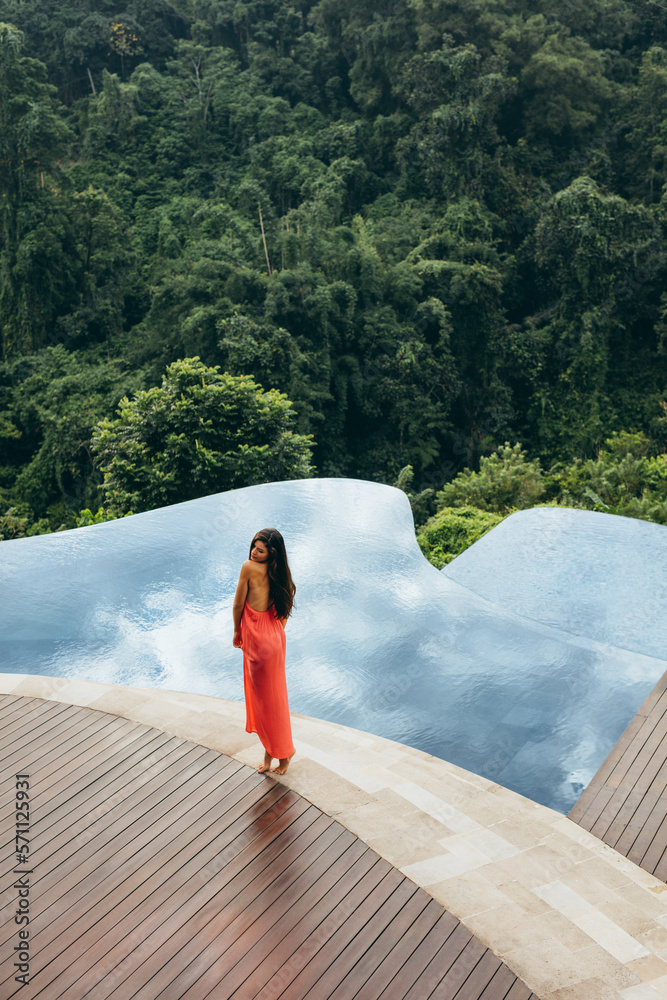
[[232, 562, 250, 646]]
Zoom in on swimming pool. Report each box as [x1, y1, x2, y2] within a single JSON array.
[[1, 479, 665, 813]]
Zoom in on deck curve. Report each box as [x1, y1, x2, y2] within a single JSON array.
[[0, 695, 533, 1000], [3, 675, 667, 999]]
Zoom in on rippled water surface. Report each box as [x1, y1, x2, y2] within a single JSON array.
[[1, 480, 665, 813]]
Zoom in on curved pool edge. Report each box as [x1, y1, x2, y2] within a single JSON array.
[[3, 672, 667, 999]]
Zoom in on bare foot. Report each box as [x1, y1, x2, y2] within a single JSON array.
[[257, 751, 273, 773], [272, 755, 294, 775]]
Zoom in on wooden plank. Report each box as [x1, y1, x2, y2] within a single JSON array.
[[325, 889, 431, 1000], [0, 711, 128, 791], [593, 676, 667, 790], [570, 696, 667, 834], [342, 895, 444, 1000], [157, 817, 354, 1000], [29, 753, 244, 916], [575, 670, 667, 814], [26, 783, 301, 1000], [570, 785, 616, 837], [296, 876, 421, 999], [32, 739, 211, 855], [23, 752, 246, 925], [476, 964, 523, 1000], [113, 809, 339, 998], [402, 922, 473, 1000], [24, 779, 294, 991], [637, 672, 667, 716], [627, 783, 667, 866], [9, 743, 214, 910], [614, 752, 667, 856], [589, 713, 667, 839], [653, 847, 667, 884], [0, 751, 243, 990], [26, 728, 177, 821], [374, 910, 460, 1000], [595, 691, 667, 791], [0, 695, 58, 729], [453, 950, 504, 1000], [0, 695, 35, 724], [503, 981, 537, 1000], [0, 700, 84, 758], [429, 937, 488, 1000], [251, 845, 380, 1000], [26, 730, 183, 834], [0, 716, 158, 813], [636, 808, 667, 874], [0, 699, 99, 750], [220, 831, 367, 1000], [0, 698, 537, 1000], [266, 860, 398, 1000], [600, 728, 667, 847], [40, 800, 321, 1000], [598, 710, 664, 790], [606, 698, 667, 787], [0, 693, 23, 709], [570, 671, 667, 881]]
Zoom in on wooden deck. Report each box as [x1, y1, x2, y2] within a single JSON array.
[[569, 670, 667, 880], [0, 695, 536, 1000]]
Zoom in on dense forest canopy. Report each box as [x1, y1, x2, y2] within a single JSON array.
[[1, 0, 667, 538]]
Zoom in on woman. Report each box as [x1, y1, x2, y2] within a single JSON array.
[[233, 527, 296, 774]]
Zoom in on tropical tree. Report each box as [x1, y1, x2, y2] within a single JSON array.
[[623, 46, 667, 201], [0, 23, 74, 357], [508, 177, 666, 457], [0, 346, 143, 521], [436, 442, 546, 512], [92, 356, 314, 513], [554, 431, 667, 523]]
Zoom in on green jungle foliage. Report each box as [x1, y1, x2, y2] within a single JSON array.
[[415, 433, 667, 566], [417, 505, 504, 568], [92, 356, 313, 513], [1, 0, 667, 553], [436, 441, 546, 512]]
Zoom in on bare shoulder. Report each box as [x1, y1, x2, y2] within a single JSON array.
[[242, 559, 266, 580]]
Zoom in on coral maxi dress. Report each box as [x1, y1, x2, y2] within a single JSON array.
[[242, 602, 295, 760]]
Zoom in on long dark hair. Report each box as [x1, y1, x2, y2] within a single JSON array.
[[249, 527, 296, 620]]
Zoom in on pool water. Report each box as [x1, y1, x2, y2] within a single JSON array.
[[1, 479, 665, 813]]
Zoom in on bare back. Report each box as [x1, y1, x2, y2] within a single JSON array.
[[244, 559, 271, 612], [233, 535, 283, 643]]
